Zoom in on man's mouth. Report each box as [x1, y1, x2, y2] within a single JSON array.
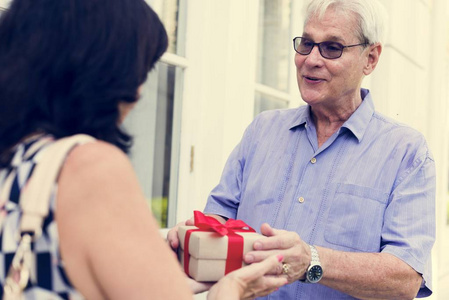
[[304, 76, 324, 82]]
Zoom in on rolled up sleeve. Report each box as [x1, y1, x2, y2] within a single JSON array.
[[381, 153, 436, 297]]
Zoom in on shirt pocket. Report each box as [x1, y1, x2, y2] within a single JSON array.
[[324, 183, 389, 252]]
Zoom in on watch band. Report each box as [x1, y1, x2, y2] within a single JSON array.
[[299, 244, 323, 283], [309, 245, 320, 265]]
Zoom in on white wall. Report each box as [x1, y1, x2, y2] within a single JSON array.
[[369, 0, 449, 298], [176, 0, 260, 223]]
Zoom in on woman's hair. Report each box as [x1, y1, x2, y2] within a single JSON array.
[[0, 0, 168, 166], [304, 0, 388, 45]]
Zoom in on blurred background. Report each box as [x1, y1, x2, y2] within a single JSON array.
[[1, 0, 448, 298]]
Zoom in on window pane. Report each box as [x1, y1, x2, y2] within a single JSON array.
[[147, 0, 180, 55], [254, 92, 288, 115], [256, 0, 292, 91], [123, 62, 179, 228]]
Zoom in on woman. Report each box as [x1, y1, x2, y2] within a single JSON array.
[[0, 0, 287, 299]]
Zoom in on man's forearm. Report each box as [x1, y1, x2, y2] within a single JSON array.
[[318, 247, 422, 299], [205, 213, 228, 224]]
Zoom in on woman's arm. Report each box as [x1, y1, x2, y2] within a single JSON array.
[[56, 141, 193, 299]]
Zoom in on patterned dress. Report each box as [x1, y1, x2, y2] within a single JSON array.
[[0, 135, 84, 299]]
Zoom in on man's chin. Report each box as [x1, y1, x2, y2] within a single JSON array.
[[299, 90, 325, 105]]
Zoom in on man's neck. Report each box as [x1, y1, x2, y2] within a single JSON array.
[[311, 93, 362, 147]]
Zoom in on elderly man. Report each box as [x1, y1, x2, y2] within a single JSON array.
[[169, 0, 435, 298]]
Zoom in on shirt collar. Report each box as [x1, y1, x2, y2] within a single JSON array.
[[288, 107, 309, 130], [289, 88, 375, 143], [341, 88, 374, 142]]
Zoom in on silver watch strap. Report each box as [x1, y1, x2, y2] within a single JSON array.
[[309, 245, 320, 264], [299, 244, 322, 283]]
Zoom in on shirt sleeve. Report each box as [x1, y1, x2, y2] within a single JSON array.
[[203, 117, 258, 220], [381, 141, 436, 297]]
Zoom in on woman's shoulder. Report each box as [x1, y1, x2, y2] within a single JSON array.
[[63, 140, 134, 177], [66, 139, 128, 163], [58, 139, 140, 206]]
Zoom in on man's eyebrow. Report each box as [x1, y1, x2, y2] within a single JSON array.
[[301, 33, 346, 43], [326, 35, 346, 43]]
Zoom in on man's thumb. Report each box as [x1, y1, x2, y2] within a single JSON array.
[[260, 223, 276, 236]]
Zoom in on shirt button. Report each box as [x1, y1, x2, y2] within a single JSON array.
[[311, 157, 317, 164], [298, 197, 305, 203]]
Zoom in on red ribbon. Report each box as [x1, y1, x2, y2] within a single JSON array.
[[183, 211, 255, 279]]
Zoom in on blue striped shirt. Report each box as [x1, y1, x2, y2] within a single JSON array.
[[204, 89, 435, 299]]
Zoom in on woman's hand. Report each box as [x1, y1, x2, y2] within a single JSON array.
[[186, 277, 214, 294], [207, 254, 288, 300]]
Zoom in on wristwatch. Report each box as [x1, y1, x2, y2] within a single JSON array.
[[301, 244, 323, 283]]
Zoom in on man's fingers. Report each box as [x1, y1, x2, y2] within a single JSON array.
[[166, 228, 180, 249], [253, 235, 295, 252], [260, 223, 290, 237], [185, 217, 195, 226], [244, 251, 283, 267], [167, 219, 192, 250], [260, 223, 276, 236]]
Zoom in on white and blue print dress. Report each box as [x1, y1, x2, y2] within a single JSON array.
[[0, 135, 84, 299]]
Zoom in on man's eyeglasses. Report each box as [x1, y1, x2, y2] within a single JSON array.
[[293, 37, 368, 59]]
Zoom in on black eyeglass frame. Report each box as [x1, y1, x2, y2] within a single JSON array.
[[293, 37, 368, 59]]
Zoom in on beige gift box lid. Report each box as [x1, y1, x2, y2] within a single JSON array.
[[178, 225, 265, 282]]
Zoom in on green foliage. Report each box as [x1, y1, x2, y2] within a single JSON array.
[[150, 197, 168, 228]]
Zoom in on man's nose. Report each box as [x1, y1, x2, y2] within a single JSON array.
[[305, 45, 324, 66]]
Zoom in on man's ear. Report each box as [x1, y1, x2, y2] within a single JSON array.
[[363, 43, 382, 75]]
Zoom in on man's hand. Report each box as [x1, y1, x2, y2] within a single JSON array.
[[243, 223, 311, 283], [166, 217, 194, 250]]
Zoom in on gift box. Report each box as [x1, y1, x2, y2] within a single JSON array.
[[178, 211, 265, 282]]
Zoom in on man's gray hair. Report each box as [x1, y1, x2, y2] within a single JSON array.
[[304, 0, 388, 44]]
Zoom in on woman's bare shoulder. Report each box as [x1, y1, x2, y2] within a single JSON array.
[[63, 140, 132, 174], [57, 139, 144, 215]]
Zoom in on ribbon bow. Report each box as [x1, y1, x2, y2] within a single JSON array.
[[183, 211, 255, 279], [193, 210, 254, 236]]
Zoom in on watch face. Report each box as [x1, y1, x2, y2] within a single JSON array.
[[307, 265, 323, 283]]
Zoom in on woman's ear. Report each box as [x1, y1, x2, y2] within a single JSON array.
[[118, 101, 137, 124], [363, 43, 382, 75]]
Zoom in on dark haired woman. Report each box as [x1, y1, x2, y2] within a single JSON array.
[[0, 0, 287, 298]]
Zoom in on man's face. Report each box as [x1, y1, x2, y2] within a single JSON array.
[[295, 8, 369, 108]]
